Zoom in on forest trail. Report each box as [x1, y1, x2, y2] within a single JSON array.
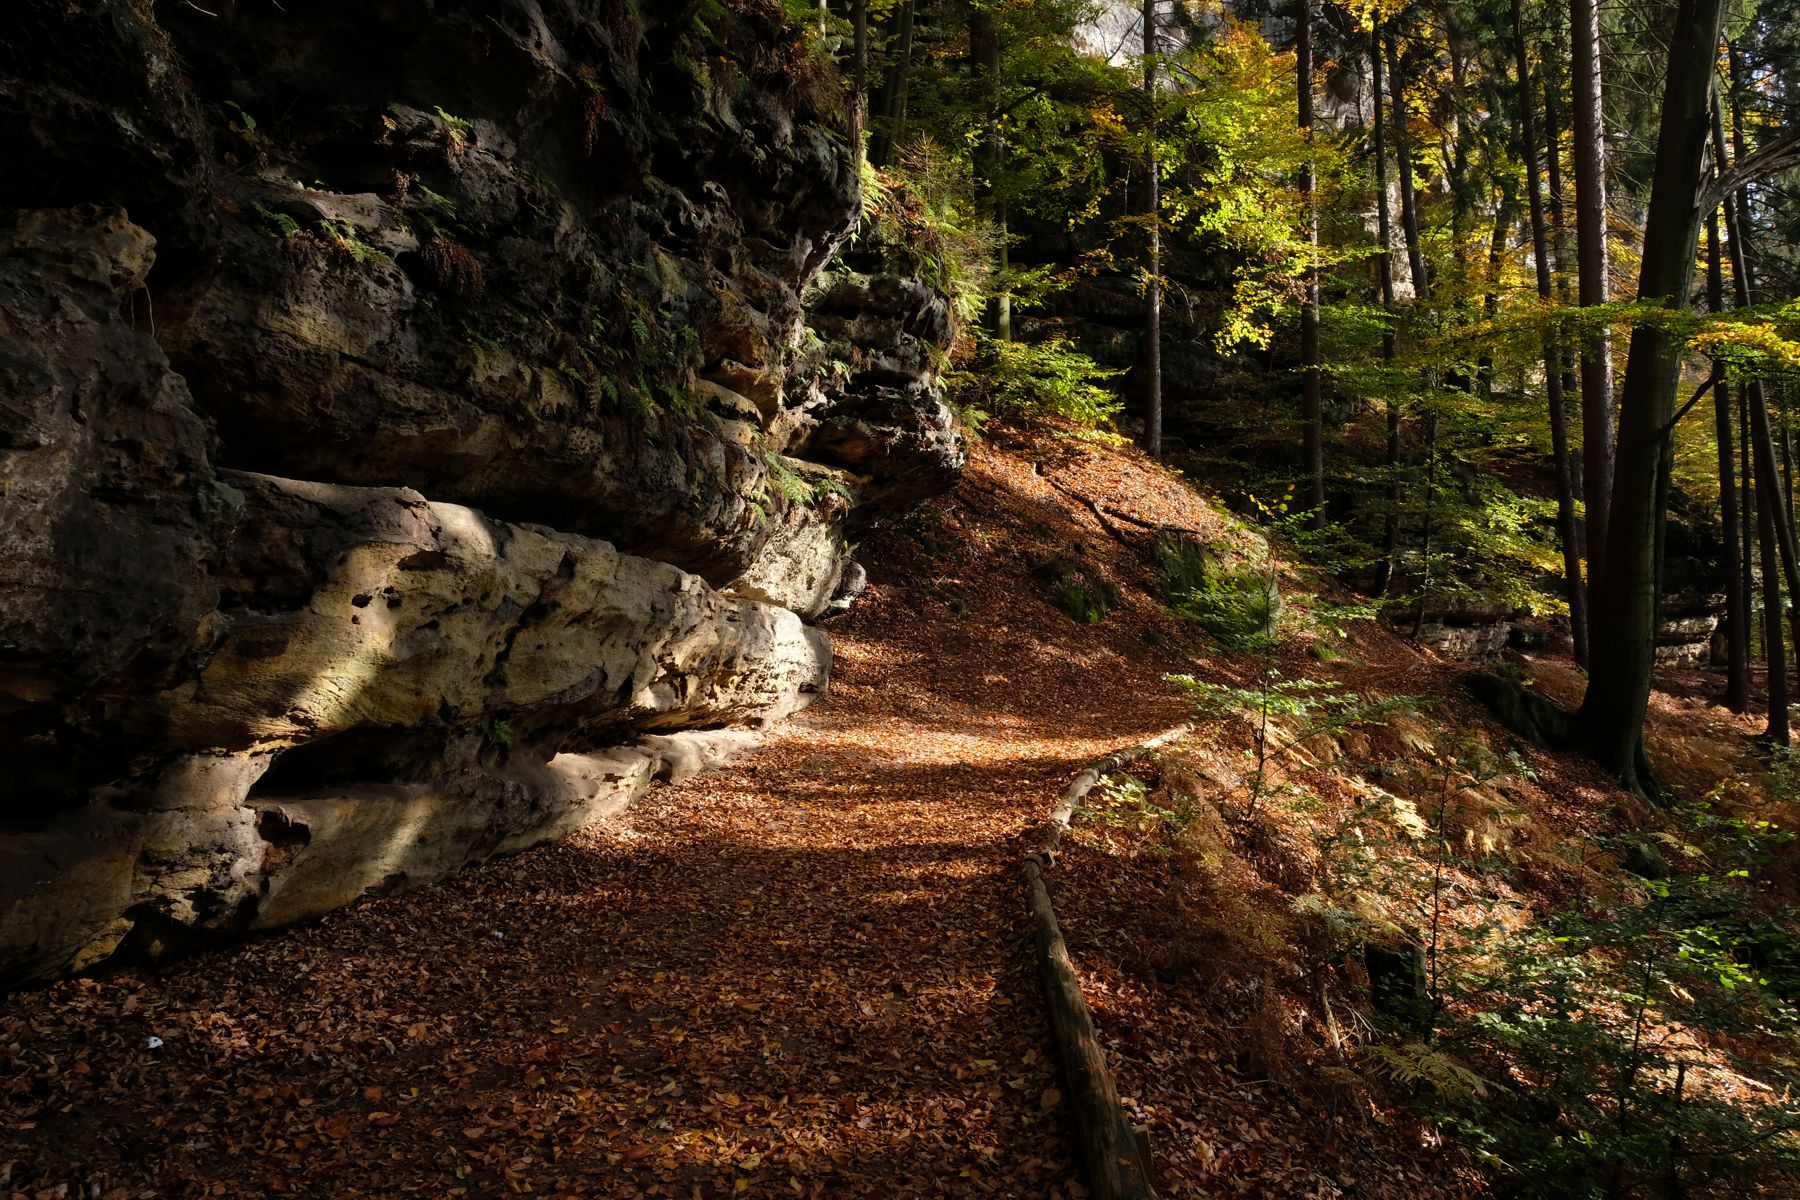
[[1, 435, 1207, 1199]]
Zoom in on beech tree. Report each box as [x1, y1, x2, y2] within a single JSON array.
[[1577, 0, 1727, 788], [1567, 0, 1614, 609], [1142, 0, 1164, 457], [1296, 0, 1322, 523], [1510, 0, 1587, 664]]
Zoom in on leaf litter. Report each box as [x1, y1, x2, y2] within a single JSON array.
[[4, 424, 1712, 1198]]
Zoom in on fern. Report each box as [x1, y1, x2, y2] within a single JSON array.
[[1360, 1042, 1493, 1101], [813, 475, 854, 502], [252, 202, 299, 238], [759, 452, 817, 507]]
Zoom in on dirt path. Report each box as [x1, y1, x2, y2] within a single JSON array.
[[2, 439, 1203, 1199]]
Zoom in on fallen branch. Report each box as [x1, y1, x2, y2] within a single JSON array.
[[1024, 857, 1157, 1200], [1038, 724, 1194, 858], [1039, 473, 1209, 546], [1023, 727, 1190, 1200]]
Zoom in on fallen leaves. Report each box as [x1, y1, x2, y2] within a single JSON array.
[[0, 432, 1289, 1198]]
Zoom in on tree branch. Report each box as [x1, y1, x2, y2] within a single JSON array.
[[1700, 125, 1800, 212]]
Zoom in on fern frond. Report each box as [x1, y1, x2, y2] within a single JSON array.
[[1360, 1042, 1493, 1101]]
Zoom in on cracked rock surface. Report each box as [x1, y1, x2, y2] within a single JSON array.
[[0, 1, 959, 985]]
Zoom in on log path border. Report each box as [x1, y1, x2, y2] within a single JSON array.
[[1024, 724, 1192, 1200]]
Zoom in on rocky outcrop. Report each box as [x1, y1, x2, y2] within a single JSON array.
[[0, 1, 959, 985]]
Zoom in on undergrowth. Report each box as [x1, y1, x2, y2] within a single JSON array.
[[1082, 678, 1800, 1197], [1057, 475, 1800, 1196], [1033, 550, 1118, 624], [948, 332, 1123, 432]]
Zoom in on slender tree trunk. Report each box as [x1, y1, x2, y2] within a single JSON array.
[[1386, 32, 1428, 300], [1298, 0, 1324, 526], [1386, 28, 1432, 613], [1709, 210, 1750, 711], [1722, 46, 1798, 721], [1714, 101, 1800, 660], [1784, 401, 1795, 537], [1654, 414, 1677, 709], [1578, 0, 1728, 791], [1762, 462, 1791, 743], [969, 8, 1009, 340], [851, 0, 868, 168], [1480, 181, 1515, 404], [995, 208, 1011, 340], [1749, 390, 1800, 649], [1542, 47, 1585, 516], [852, 0, 867, 100], [1569, 0, 1616, 611], [1744, 388, 1758, 665], [1372, 26, 1402, 594], [1142, 0, 1163, 458], [1446, 35, 1473, 267], [1743, 49, 1797, 545], [1512, 0, 1589, 664], [1413, 412, 1441, 637], [869, 0, 914, 168], [1730, 42, 1754, 301]]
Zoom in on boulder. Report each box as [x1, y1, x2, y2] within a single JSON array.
[[0, 0, 960, 984]]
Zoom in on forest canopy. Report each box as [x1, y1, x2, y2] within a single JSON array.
[[814, 0, 1800, 786]]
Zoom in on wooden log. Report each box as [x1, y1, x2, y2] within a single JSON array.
[[1023, 729, 1189, 1194], [1039, 725, 1193, 857], [1024, 857, 1156, 1199]]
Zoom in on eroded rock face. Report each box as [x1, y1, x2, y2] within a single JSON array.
[[0, 209, 236, 797], [0, 1, 958, 986], [153, 472, 829, 755]]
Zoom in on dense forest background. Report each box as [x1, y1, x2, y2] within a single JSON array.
[[823, 0, 1800, 775], [805, 0, 1800, 1189]]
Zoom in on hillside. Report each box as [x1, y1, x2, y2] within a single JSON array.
[[7, 425, 1793, 1197]]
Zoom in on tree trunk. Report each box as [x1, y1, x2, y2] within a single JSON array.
[[1479, 184, 1514, 406], [1541, 44, 1585, 513], [1142, 0, 1163, 459], [852, 0, 867, 99], [1298, 0, 1323, 527], [1412, 412, 1442, 638], [1386, 32, 1428, 301], [1371, 26, 1401, 595], [1445, 35, 1473, 265], [1729, 41, 1754, 301], [1709, 210, 1750, 712], [1578, 0, 1727, 790], [1749, 390, 1800, 653], [1744, 387, 1757, 665], [1569, 0, 1615, 611], [1713, 100, 1800, 663], [969, 9, 1008, 340], [1784, 398, 1795, 538], [869, 0, 915, 168], [1512, 0, 1588, 664], [1386, 28, 1431, 607], [851, 0, 868, 168], [1762, 464, 1791, 744]]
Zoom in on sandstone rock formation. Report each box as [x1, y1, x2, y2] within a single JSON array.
[[0, 1, 961, 986]]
